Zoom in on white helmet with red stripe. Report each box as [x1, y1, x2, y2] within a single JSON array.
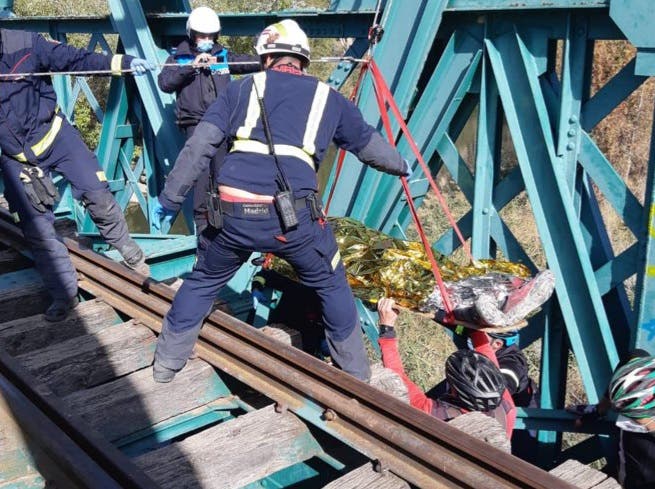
[[255, 19, 310, 64]]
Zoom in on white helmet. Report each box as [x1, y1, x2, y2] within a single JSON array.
[[186, 6, 221, 37], [255, 19, 310, 64]]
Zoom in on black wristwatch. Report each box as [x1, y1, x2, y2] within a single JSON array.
[[379, 324, 396, 339]]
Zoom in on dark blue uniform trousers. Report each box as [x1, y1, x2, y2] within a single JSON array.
[[155, 205, 372, 381], [1, 120, 136, 302]]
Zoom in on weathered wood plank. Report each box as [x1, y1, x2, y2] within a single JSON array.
[[0, 299, 118, 356], [549, 459, 619, 489], [64, 359, 228, 442], [0, 249, 31, 274], [0, 474, 47, 489], [591, 478, 622, 489], [369, 363, 409, 404], [135, 404, 323, 489], [323, 463, 410, 489], [260, 323, 303, 348], [447, 411, 511, 452], [16, 321, 155, 396], [0, 271, 49, 322]]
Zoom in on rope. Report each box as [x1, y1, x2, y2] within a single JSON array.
[[367, 60, 456, 320], [0, 57, 370, 79], [367, 59, 474, 263], [325, 62, 369, 214]]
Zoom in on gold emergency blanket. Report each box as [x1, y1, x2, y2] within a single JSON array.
[[269, 217, 531, 309]]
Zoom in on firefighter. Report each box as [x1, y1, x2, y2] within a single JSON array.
[[0, 28, 153, 321], [158, 6, 260, 259], [151, 19, 410, 383]]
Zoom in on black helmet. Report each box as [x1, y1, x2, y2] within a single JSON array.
[[446, 350, 505, 412]]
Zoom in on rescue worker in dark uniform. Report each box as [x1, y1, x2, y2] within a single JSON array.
[[157, 6, 259, 256], [151, 19, 410, 383], [377, 298, 517, 438], [0, 29, 154, 321]]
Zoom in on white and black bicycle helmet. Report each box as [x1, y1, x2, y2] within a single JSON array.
[[446, 349, 506, 412]]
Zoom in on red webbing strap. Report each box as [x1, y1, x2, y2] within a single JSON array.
[[325, 62, 369, 214], [368, 60, 474, 264], [368, 63, 455, 319]]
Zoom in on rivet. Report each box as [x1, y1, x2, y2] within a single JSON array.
[[567, 129, 576, 137], [569, 115, 578, 124], [566, 142, 576, 151]]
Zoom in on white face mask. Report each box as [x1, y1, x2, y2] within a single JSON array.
[[616, 415, 655, 433]]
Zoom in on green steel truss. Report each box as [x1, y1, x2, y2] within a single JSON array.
[[0, 0, 654, 469]]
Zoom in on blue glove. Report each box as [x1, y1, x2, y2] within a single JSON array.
[[402, 159, 413, 178], [130, 58, 155, 75], [152, 200, 176, 231]]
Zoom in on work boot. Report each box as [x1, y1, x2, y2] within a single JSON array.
[[44, 297, 79, 322], [503, 270, 556, 325], [152, 362, 178, 383], [121, 246, 150, 276]]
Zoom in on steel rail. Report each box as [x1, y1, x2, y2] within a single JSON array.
[[0, 213, 574, 489]]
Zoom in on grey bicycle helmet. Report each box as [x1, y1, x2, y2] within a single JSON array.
[[446, 349, 505, 412]]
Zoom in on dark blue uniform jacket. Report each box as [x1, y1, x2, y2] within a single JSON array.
[[159, 69, 406, 211], [158, 39, 259, 128], [0, 29, 133, 159]]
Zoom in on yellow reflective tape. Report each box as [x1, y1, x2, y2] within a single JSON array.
[[650, 204, 655, 239], [11, 212, 20, 223], [11, 111, 63, 162], [302, 81, 330, 156], [31, 114, 63, 157], [96, 171, 107, 182], [273, 22, 288, 37], [230, 139, 315, 170], [111, 54, 123, 76], [330, 250, 341, 272], [648, 265, 655, 277], [236, 72, 267, 140]]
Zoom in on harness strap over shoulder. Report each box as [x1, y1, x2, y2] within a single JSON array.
[[232, 71, 331, 169]]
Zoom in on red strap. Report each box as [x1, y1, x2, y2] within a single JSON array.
[[367, 60, 456, 319], [325, 63, 369, 214], [368, 59, 473, 263]]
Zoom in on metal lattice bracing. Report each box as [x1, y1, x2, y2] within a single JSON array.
[[0, 0, 654, 468]]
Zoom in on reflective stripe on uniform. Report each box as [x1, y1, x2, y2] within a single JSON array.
[[234, 71, 331, 170], [111, 54, 124, 76], [236, 72, 267, 140], [230, 139, 315, 170], [330, 250, 341, 271], [12, 108, 63, 163], [302, 81, 330, 156]]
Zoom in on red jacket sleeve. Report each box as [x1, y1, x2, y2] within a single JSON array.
[[469, 330, 516, 437], [379, 338, 433, 414]]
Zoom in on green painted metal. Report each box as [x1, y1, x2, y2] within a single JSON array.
[[634, 114, 655, 352], [486, 28, 619, 401], [2, 0, 655, 469], [609, 0, 655, 75], [117, 400, 238, 457]]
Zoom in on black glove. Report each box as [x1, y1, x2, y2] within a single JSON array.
[[19, 167, 59, 212]]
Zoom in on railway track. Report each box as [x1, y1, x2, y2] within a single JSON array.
[[0, 210, 576, 489]]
